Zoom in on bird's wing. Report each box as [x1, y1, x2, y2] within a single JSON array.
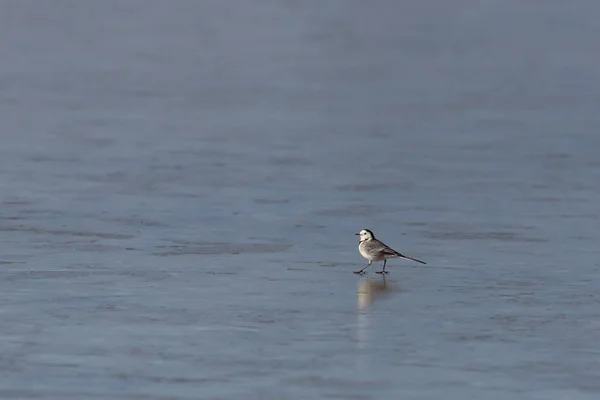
[[379, 242, 426, 264], [380, 246, 401, 256], [373, 241, 401, 256]]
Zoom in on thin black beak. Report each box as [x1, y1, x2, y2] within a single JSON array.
[[354, 233, 360, 236]]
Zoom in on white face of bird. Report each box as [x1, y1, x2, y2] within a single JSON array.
[[355, 229, 374, 241]]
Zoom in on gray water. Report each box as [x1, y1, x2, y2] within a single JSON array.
[[1, 1, 600, 399]]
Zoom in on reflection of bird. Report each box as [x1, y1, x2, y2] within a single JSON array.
[[357, 276, 389, 310], [354, 229, 426, 275]]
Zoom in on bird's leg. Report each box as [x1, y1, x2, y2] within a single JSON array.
[[376, 259, 389, 275], [354, 261, 371, 275]]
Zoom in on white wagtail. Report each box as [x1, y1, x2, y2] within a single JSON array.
[[354, 229, 426, 275]]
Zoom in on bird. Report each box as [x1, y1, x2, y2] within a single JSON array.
[[354, 229, 426, 275]]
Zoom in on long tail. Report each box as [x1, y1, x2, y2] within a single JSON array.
[[399, 253, 426, 264]]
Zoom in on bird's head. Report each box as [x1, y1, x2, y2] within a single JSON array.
[[355, 229, 374, 242]]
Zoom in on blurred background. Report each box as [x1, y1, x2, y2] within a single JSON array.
[[1, 1, 600, 399]]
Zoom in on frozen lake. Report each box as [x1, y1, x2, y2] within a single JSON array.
[[1, 1, 600, 399]]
